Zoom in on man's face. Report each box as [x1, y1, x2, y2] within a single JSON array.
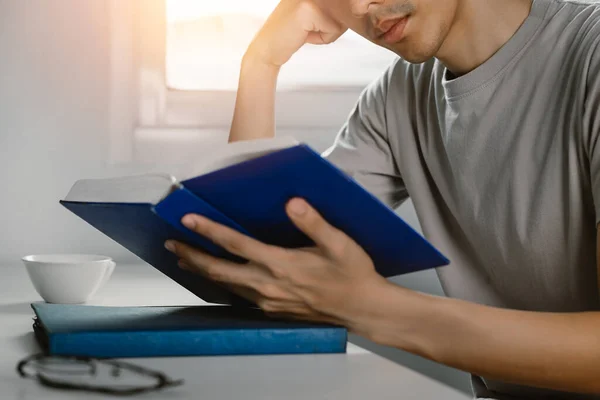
[[318, 0, 460, 63]]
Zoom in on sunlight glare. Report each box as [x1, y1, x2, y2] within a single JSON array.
[[165, 0, 398, 90], [167, 0, 279, 21]]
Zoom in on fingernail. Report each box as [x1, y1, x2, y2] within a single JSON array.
[[182, 214, 196, 229], [178, 260, 189, 270], [164, 241, 175, 252], [288, 198, 307, 216]]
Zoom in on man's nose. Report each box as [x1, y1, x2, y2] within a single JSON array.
[[350, 0, 385, 17]]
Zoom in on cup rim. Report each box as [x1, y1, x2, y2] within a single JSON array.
[[22, 254, 114, 264]]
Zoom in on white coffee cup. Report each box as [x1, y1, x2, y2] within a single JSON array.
[[22, 254, 116, 304]]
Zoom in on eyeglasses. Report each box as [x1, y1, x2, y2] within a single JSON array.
[[17, 353, 184, 396]]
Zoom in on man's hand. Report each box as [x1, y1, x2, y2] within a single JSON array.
[[164, 198, 388, 328], [247, 0, 347, 67]]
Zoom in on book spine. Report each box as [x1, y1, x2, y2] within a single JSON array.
[[49, 329, 348, 358]]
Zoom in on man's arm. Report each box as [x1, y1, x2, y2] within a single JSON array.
[[228, 0, 345, 143], [229, 59, 279, 143], [348, 226, 600, 394]]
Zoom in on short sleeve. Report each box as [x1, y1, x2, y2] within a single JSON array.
[[584, 39, 600, 224], [322, 64, 408, 209]]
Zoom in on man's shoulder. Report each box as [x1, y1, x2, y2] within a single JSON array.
[[547, 0, 600, 36], [532, 0, 600, 85], [549, 0, 600, 16], [562, 0, 600, 79], [555, 0, 600, 10]]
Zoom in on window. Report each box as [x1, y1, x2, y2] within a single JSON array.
[[107, 0, 398, 164], [166, 0, 397, 90]]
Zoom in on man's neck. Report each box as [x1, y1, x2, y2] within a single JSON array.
[[436, 0, 534, 77]]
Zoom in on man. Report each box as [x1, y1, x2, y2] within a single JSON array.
[[164, 0, 600, 398]]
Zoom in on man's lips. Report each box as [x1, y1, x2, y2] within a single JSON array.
[[375, 16, 409, 43]]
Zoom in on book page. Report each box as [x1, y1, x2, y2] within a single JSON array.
[[64, 174, 179, 204]]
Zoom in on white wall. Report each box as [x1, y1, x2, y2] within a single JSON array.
[[1, 0, 121, 260], [0, 0, 469, 394], [0, 0, 166, 261]]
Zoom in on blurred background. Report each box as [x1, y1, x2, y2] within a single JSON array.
[[0, 0, 469, 393]]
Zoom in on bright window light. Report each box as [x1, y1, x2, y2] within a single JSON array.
[[166, 0, 398, 90]]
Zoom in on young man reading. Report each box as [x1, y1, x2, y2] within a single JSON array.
[[164, 0, 600, 398]]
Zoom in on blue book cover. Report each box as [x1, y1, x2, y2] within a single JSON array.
[[31, 304, 347, 358], [61, 142, 449, 305]]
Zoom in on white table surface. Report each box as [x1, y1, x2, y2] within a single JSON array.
[[0, 261, 470, 400]]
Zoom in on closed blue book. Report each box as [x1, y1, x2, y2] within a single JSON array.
[[60, 137, 449, 305], [31, 303, 347, 358]]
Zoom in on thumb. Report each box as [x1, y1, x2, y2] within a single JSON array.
[[286, 198, 348, 257]]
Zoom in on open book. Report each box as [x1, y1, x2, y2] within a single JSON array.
[[62, 137, 448, 305]]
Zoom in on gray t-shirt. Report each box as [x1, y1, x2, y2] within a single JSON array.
[[324, 0, 600, 398]]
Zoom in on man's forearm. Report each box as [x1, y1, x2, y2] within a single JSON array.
[[352, 282, 600, 394], [229, 54, 280, 143]]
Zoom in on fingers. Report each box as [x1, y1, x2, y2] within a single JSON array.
[[299, 2, 346, 40], [305, 23, 346, 44], [286, 198, 350, 259], [296, 1, 346, 44], [169, 241, 267, 287], [226, 284, 262, 304], [179, 214, 286, 266]]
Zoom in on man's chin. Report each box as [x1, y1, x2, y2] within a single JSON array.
[[389, 41, 438, 64], [390, 49, 434, 64]]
